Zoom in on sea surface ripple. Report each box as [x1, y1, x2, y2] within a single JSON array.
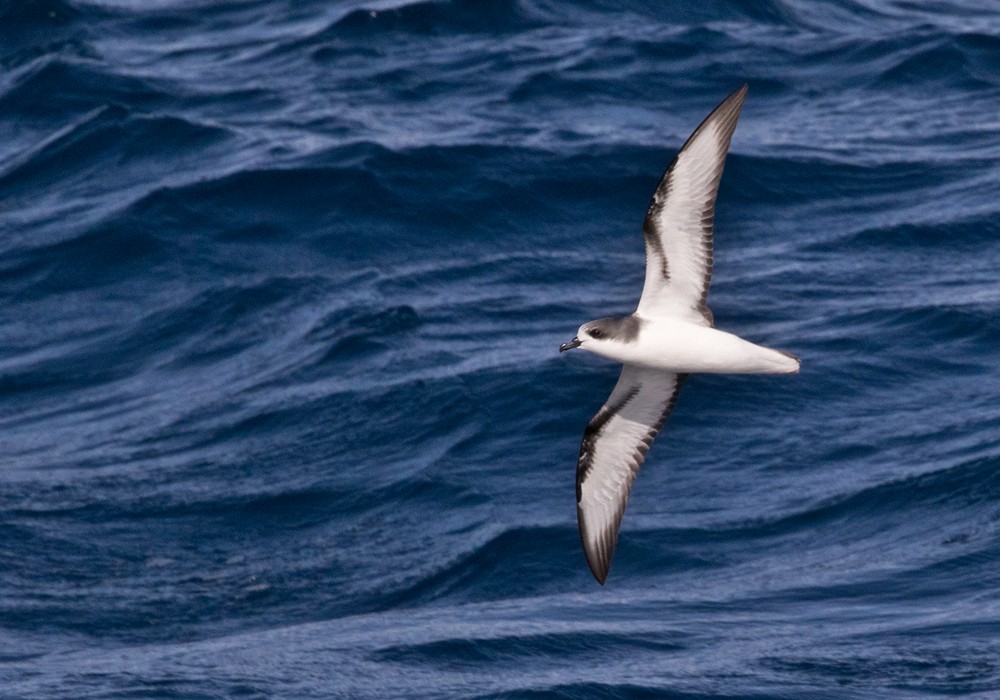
[[2, 0, 1000, 697]]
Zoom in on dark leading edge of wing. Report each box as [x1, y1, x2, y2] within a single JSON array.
[[572, 87, 748, 584], [576, 367, 686, 584], [637, 84, 748, 323]]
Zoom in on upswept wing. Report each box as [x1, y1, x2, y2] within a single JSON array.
[[636, 85, 747, 324], [576, 366, 685, 584]]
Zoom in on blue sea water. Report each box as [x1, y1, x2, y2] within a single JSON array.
[[2, 0, 1000, 697]]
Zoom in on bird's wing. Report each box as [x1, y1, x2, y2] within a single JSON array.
[[576, 365, 685, 584], [636, 84, 747, 325]]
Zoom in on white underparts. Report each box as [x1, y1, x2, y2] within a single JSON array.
[[580, 316, 800, 375]]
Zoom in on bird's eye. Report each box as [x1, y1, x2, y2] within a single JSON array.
[[588, 328, 602, 339]]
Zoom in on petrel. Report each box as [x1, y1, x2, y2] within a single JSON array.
[[560, 85, 800, 584]]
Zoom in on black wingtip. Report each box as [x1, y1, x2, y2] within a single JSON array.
[[578, 506, 613, 585], [585, 548, 609, 585], [580, 518, 616, 585], [725, 83, 749, 108], [592, 566, 608, 586]]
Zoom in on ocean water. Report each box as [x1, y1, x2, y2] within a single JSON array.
[[2, 0, 1000, 697]]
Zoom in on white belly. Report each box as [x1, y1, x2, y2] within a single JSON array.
[[590, 318, 799, 374]]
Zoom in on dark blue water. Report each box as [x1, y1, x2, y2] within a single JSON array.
[[2, 0, 1000, 697]]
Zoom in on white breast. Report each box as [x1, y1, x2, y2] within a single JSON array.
[[594, 317, 798, 375]]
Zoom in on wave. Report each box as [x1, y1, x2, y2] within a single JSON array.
[[0, 222, 164, 297], [0, 105, 232, 201], [0, 274, 308, 395], [308, 305, 422, 362], [0, 57, 168, 121], [373, 628, 685, 667], [740, 455, 1000, 539], [325, 0, 543, 38], [0, 0, 90, 61], [820, 214, 1000, 251], [878, 35, 1000, 88], [563, 0, 801, 25]]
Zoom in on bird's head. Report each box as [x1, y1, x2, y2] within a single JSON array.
[[560, 316, 641, 354]]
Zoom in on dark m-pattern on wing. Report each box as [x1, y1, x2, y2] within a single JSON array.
[[638, 85, 746, 325], [642, 202, 670, 281], [576, 374, 686, 501], [572, 87, 752, 584], [575, 372, 687, 583], [576, 386, 639, 501]]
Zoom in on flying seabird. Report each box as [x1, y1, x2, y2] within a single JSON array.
[[560, 85, 800, 584]]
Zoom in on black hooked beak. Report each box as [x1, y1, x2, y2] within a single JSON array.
[[560, 337, 582, 353]]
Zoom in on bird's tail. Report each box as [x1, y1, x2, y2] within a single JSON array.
[[768, 348, 801, 374]]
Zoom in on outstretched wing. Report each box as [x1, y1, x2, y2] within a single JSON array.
[[636, 84, 747, 325], [576, 365, 685, 584]]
